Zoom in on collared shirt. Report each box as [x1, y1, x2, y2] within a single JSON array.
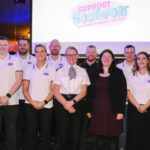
[[80, 61, 99, 112], [15, 52, 36, 99], [23, 62, 56, 108], [54, 64, 91, 94], [0, 53, 22, 105], [80, 61, 98, 84], [117, 60, 134, 83], [128, 72, 150, 104], [46, 54, 67, 70]]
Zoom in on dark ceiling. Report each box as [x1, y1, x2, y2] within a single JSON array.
[[0, 0, 30, 41]]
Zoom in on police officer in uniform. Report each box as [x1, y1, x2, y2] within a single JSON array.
[[53, 46, 90, 150]]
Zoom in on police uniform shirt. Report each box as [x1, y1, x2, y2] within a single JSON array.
[[54, 64, 91, 94], [23, 62, 56, 108], [15, 52, 36, 100], [128, 72, 150, 104], [46, 55, 67, 70], [0, 53, 22, 105]]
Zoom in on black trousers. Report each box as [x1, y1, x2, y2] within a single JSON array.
[[96, 135, 119, 150], [79, 112, 89, 150], [16, 99, 27, 148], [54, 95, 82, 150], [0, 105, 18, 150], [25, 104, 53, 150], [126, 102, 150, 150]]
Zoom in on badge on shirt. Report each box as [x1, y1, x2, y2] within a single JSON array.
[[8, 62, 13, 66], [58, 63, 63, 67], [27, 61, 32, 64], [43, 72, 49, 76]]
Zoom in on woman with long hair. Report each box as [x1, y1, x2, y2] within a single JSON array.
[[89, 49, 127, 150], [126, 51, 150, 150]]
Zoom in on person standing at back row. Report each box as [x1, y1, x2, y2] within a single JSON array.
[[46, 39, 67, 143], [117, 45, 135, 150], [80, 45, 98, 150], [16, 37, 36, 149], [47, 39, 67, 70]]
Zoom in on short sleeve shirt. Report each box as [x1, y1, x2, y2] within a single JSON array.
[[23, 62, 56, 108], [15, 53, 36, 99], [54, 64, 91, 94], [128, 72, 150, 104], [46, 55, 67, 70], [117, 60, 134, 83], [0, 54, 22, 105]]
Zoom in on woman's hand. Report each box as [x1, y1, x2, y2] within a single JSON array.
[[116, 113, 123, 120], [87, 113, 92, 118], [137, 105, 147, 113]]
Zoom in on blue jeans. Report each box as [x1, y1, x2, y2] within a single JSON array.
[[119, 103, 128, 150]]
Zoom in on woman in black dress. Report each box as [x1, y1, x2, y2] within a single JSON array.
[[89, 49, 127, 150]]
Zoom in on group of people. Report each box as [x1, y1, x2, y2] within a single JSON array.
[[0, 35, 150, 150]]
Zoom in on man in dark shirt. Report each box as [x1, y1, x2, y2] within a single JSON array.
[[80, 45, 98, 150]]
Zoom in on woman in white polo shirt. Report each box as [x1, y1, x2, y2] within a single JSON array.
[[23, 44, 55, 150], [126, 51, 150, 150]]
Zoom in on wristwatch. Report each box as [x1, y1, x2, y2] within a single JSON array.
[[6, 93, 11, 98], [72, 99, 77, 105], [44, 100, 48, 105]]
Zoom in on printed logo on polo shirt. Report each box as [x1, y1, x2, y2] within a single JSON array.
[[43, 72, 49, 76], [58, 64, 63, 67], [8, 62, 13, 66], [27, 61, 32, 64]]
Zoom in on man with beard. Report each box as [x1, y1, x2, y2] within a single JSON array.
[[15, 37, 36, 149], [80, 45, 98, 150], [117, 45, 135, 150], [46, 40, 67, 144], [47, 39, 67, 70]]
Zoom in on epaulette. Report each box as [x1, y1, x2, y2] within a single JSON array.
[[56, 66, 63, 71]]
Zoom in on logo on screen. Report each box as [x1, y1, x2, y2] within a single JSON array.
[[72, 0, 129, 27]]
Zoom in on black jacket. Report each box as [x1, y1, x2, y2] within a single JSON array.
[[108, 67, 127, 114], [91, 67, 127, 114]]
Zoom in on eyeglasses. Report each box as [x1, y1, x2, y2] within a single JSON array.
[[66, 54, 77, 57]]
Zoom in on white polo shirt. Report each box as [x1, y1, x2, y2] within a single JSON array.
[[46, 55, 67, 70], [15, 52, 36, 100], [0, 53, 22, 105], [117, 60, 134, 82], [54, 64, 91, 94], [128, 72, 150, 104], [23, 62, 56, 108]]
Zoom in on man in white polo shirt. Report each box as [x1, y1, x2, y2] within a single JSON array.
[[46, 39, 67, 142], [117, 44, 135, 150], [15, 37, 36, 149], [0, 36, 22, 150], [46, 39, 67, 70]]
